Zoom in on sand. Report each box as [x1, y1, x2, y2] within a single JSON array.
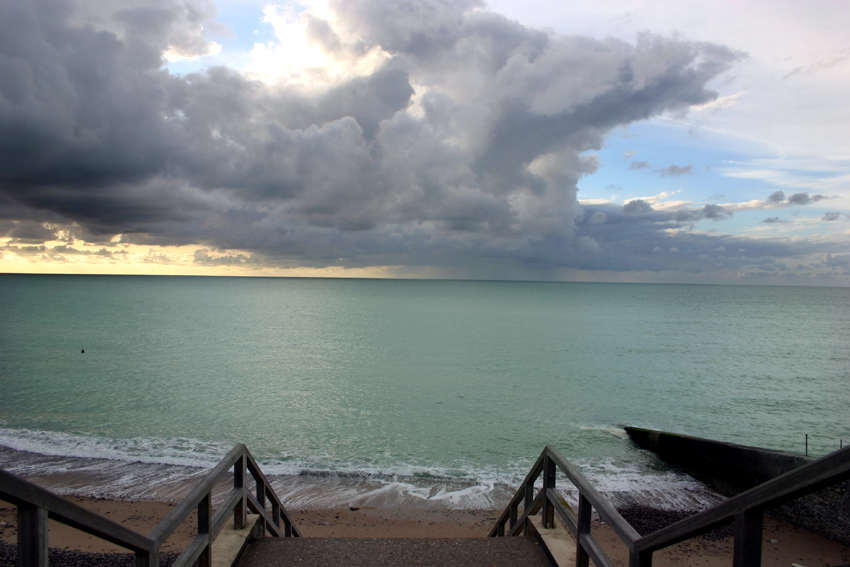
[[1, 497, 849, 566]]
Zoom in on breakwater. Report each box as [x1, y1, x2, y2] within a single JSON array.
[[625, 427, 850, 546]]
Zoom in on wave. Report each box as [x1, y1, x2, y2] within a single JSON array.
[[0, 427, 232, 469], [0, 427, 722, 511]]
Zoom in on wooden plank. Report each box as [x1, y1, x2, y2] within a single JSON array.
[[527, 515, 578, 566]]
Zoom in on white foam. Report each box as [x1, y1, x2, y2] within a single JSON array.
[[0, 427, 723, 512], [0, 427, 230, 469]]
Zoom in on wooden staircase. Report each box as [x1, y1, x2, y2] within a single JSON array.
[[238, 537, 551, 567]]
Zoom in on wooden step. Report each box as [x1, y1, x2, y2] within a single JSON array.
[[238, 537, 552, 567]]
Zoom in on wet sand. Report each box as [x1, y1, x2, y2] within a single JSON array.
[[1, 496, 849, 566]]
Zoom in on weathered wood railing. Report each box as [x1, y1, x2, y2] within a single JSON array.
[[0, 443, 300, 567], [490, 444, 850, 566]]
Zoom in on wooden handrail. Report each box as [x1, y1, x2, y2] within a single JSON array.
[[0, 444, 300, 567], [491, 444, 850, 567], [546, 445, 641, 548], [0, 469, 157, 554], [148, 444, 246, 544]]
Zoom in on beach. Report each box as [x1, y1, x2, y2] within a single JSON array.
[[2, 495, 849, 566]]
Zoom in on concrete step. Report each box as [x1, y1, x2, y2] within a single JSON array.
[[238, 537, 552, 567]]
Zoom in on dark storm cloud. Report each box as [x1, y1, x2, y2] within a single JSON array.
[[700, 204, 729, 220], [7, 222, 58, 244], [623, 199, 654, 214], [767, 190, 786, 203], [826, 254, 850, 266], [654, 164, 693, 177], [568, 202, 847, 275], [788, 192, 826, 205], [0, 0, 767, 276]]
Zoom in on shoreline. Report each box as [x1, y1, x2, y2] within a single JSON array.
[[1, 496, 849, 566], [0, 443, 721, 513]]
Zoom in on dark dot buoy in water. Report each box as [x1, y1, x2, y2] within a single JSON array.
[[81, 349, 85, 354]]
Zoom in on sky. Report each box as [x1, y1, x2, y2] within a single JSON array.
[[1, 0, 849, 284]]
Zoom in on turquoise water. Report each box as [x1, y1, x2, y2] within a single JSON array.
[[1, 274, 849, 508]]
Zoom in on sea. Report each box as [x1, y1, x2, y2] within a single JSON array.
[[1, 274, 849, 512]]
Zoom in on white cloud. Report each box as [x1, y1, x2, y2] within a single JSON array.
[[164, 41, 222, 62], [243, 2, 391, 89]]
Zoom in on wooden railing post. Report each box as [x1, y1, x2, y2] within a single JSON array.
[[234, 454, 247, 530], [271, 499, 282, 536], [256, 476, 266, 537], [576, 493, 591, 567], [17, 504, 48, 567], [733, 509, 763, 567], [197, 493, 212, 567], [523, 480, 534, 535], [134, 549, 159, 567], [629, 550, 652, 567], [542, 454, 556, 529]]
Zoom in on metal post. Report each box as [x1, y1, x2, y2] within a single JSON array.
[[17, 504, 48, 567], [805, 434, 808, 456]]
